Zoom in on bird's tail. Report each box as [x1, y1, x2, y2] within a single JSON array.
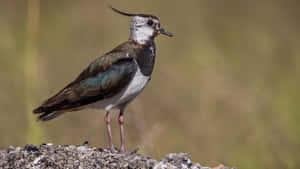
[[33, 106, 65, 121], [32, 84, 81, 121]]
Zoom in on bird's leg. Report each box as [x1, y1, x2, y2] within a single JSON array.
[[118, 110, 126, 153], [105, 111, 115, 151]]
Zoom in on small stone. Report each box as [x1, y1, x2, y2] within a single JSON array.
[[15, 147, 21, 151], [77, 146, 87, 152], [83, 141, 89, 145], [191, 163, 202, 169], [24, 144, 39, 152], [7, 146, 15, 153]]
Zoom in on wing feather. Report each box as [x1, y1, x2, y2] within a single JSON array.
[[33, 52, 137, 114]]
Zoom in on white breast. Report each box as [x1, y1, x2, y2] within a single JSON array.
[[119, 66, 150, 102]]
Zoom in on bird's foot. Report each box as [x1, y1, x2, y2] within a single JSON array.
[[118, 147, 139, 154], [108, 146, 118, 153], [119, 146, 126, 153]]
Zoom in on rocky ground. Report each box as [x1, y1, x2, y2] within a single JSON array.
[[0, 142, 235, 169]]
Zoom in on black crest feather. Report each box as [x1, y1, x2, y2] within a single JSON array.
[[109, 5, 159, 20], [109, 5, 136, 17]]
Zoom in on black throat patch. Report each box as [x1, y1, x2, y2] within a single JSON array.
[[135, 41, 156, 76]]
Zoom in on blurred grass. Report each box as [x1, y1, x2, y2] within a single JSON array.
[[24, 0, 43, 145], [0, 0, 299, 169]]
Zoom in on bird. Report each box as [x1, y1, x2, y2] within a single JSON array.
[[33, 6, 173, 153]]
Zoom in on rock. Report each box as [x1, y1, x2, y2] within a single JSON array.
[[24, 144, 39, 152], [0, 144, 236, 169]]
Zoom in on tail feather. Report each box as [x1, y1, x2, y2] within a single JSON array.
[[32, 84, 80, 121], [33, 86, 71, 114], [33, 105, 83, 121], [33, 106, 45, 114], [33, 104, 65, 121], [37, 111, 65, 121]]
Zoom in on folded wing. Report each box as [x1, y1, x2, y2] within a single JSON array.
[[33, 51, 137, 121]]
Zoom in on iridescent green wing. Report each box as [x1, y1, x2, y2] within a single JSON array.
[[35, 51, 137, 112]]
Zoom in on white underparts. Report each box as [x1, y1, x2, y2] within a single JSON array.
[[119, 65, 149, 102]]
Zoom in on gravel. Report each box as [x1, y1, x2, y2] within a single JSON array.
[[0, 143, 236, 169]]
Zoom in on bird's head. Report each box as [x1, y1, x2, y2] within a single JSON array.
[[110, 6, 173, 44]]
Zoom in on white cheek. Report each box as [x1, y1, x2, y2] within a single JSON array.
[[134, 27, 154, 44], [130, 16, 155, 44], [137, 27, 154, 37]]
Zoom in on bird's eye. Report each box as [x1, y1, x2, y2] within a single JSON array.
[[147, 20, 153, 26]]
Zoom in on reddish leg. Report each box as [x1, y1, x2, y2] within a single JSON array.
[[118, 111, 126, 153], [105, 111, 114, 151]]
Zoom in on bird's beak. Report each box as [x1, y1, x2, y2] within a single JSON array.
[[159, 28, 173, 37]]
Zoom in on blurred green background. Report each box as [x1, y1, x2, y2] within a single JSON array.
[[0, 0, 299, 169]]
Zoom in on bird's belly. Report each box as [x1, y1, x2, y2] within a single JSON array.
[[88, 67, 150, 111]]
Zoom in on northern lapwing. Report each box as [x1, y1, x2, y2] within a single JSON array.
[[33, 6, 173, 153]]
